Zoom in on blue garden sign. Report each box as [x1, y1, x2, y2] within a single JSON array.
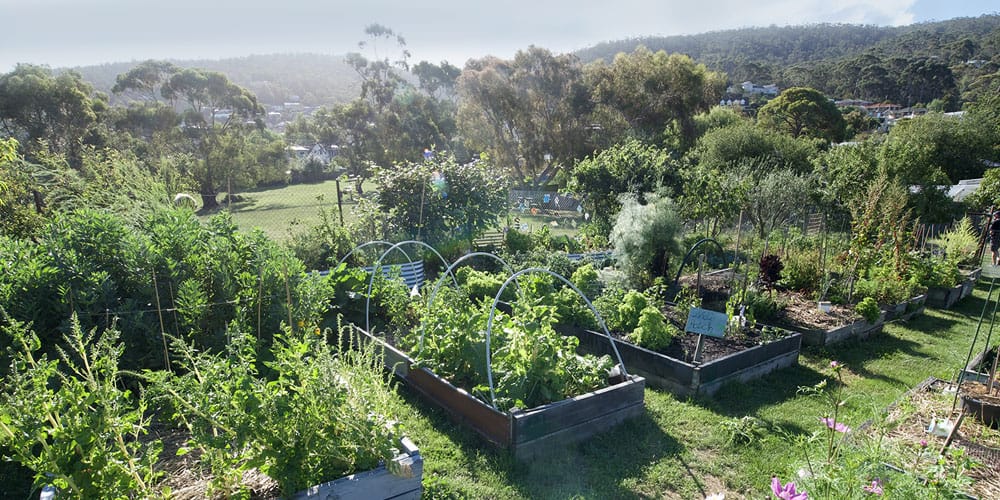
[[685, 308, 728, 338]]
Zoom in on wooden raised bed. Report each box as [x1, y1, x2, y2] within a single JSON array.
[[787, 311, 885, 347], [359, 331, 646, 462], [926, 268, 980, 309], [292, 437, 423, 500], [566, 327, 801, 397]]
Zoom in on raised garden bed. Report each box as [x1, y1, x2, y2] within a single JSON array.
[[926, 268, 981, 309], [781, 311, 885, 347], [883, 294, 927, 322], [564, 325, 801, 396], [292, 437, 422, 500], [855, 377, 996, 499], [356, 329, 646, 462]]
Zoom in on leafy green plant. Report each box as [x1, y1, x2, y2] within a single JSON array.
[[626, 306, 679, 351], [0, 314, 162, 498], [671, 284, 703, 326], [406, 285, 614, 413], [781, 248, 824, 293], [617, 290, 650, 332], [936, 217, 979, 267], [570, 263, 601, 299], [854, 297, 880, 323]]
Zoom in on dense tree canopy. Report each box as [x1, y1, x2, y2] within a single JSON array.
[[0, 64, 106, 166], [757, 87, 846, 142], [458, 47, 593, 187], [585, 47, 726, 146]]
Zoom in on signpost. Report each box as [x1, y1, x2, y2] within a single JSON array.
[[685, 307, 728, 364]]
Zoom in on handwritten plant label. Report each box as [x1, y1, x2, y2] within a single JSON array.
[[685, 307, 728, 338]]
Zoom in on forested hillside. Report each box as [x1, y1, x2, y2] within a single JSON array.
[[577, 15, 1000, 105], [71, 53, 362, 107]]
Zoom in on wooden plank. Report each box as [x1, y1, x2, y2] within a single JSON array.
[[292, 438, 422, 500], [698, 332, 801, 382], [405, 367, 512, 447], [512, 376, 645, 443], [512, 400, 645, 462]]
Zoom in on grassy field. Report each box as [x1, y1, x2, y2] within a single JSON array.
[[387, 283, 993, 498], [203, 181, 587, 243]]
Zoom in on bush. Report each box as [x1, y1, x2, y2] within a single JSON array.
[[937, 217, 979, 267], [504, 228, 533, 254], [855, 297, 880, 323], [781, 249, 823, 292], [610, 193, 682, 288]]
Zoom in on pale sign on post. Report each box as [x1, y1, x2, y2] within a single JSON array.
[[685, 307, 728, 338]]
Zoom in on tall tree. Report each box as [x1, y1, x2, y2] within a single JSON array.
[[584, 47, 726, 147], [346, 23, 411, 113], [115, 66, 265, 209], [757, 87, 846, 142], [458, 47, 592, 187], [0, 64, 104, 167]]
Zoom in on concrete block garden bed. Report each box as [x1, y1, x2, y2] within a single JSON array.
[[566, 326, 802, 396], [292, 438, 423, 500], [357, 330, 646, 462]]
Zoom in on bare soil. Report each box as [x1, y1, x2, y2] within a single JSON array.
[[678, 271, 859, 333]]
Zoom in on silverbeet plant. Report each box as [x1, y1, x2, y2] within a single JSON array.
[[404, 284, 614, 413]]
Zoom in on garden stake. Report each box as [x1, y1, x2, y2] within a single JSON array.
[[939, 408, 966, 455], [151, 269, 171, 372]]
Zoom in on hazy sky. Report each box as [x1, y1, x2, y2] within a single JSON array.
[[2, 0, 997, 71]]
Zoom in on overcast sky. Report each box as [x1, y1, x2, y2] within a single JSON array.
[[2, 0, 997, 72]]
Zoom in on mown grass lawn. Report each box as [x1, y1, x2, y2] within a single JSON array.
[[203, 181, 587, 243], [392, 283, 991, 498]]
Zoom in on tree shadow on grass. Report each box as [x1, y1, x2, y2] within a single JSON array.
[[393, 382, 691, 499]]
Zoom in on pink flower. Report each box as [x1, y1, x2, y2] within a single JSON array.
[[820, 417, 850, 433], [772, 477, 808, 500], [920, 439, 928, 448], [863, 478, 883, 495], [829, 360, 840, 369]]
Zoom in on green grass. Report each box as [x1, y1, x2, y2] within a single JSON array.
[[204, 180, 374, 241], [207, 181, 587, 243], [391, 283, 994, 498]]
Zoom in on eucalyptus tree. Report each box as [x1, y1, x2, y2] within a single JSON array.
[[113, 64, 266, 209], [584, 47, 726, 149], [0, 64, 105, 167], [757, 87, 846, 143], [457, 46, 593, 187]]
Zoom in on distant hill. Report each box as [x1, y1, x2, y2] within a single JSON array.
[[575, 14, 1000, 103], [65, 15, 1000, 109], [70, 53, 363, 107]]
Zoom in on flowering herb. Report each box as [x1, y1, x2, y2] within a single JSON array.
[[771, 476, 808, 500], [820, 417, 850, 434], [863, 478, 884, 495]]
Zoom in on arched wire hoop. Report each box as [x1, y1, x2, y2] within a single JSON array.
[[672, 238, 727, 289], [417, 252, 516, 356], [365, 240, 458, 334], [337, 240, 413, 268], [483, 267, 628, 410]]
